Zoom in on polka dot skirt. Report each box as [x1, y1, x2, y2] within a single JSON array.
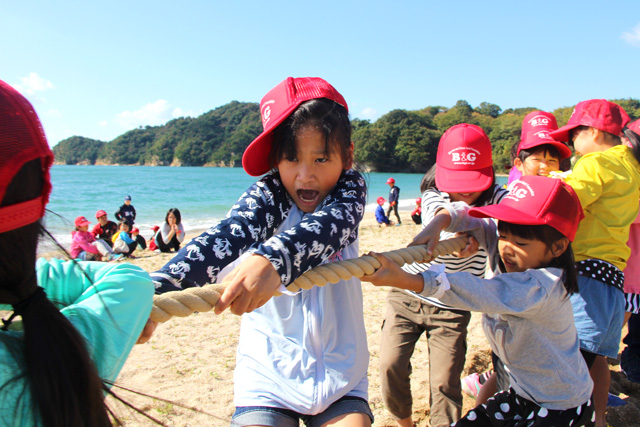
[[454, 388, 594, 426], [576, 259, 624, 292]]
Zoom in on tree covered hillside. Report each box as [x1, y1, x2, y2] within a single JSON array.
[[53, 98, 640, 173]]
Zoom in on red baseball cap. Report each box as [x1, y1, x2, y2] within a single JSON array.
[[386, 177, 395, 184], [415, 197, 422, 205], [550, 99, 628, 142], [469, 175, 584, 241], [377, 196, 385, 204], [242, 77, 348, 177], [132, 227, 139, 233], [95, 209, 107, 218], [518, 129, 572, 159], [520, 111, 558, 139], [435, 123, 494, 193], [74, 216, 91, 227], [628, 119, 640, 135], [0, 80, 54, 234], [151, 225, 160, 232]]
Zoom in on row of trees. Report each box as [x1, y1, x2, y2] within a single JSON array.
[[53, 98, 640, 174]]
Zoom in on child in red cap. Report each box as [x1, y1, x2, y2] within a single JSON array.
[[378, 123, 508, 427], [410, 197, 422, 225], [92, 209, 118, 246], [386, 177, 402, 225], [150, 77, 373, 426], [366, 175, 594, 427], [376, 196, 392, 226], [550, 99, 640, 426]]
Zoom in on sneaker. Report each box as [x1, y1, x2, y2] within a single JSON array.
[[461, 373, 482, 398], [607, 392, 627, 407]]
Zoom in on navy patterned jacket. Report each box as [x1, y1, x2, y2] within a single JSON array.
[[151, 169, 367, 293]]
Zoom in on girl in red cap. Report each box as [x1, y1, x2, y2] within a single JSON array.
[[0, 80, 153, 425], [366, 175, 594, 427], [378, 123, 508, 427], [150, 77, 373, 426], [549, 99, 640, 427], [376, 196, 392, 226]]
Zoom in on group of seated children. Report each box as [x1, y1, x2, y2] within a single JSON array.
[[71, 203, 186, 261]]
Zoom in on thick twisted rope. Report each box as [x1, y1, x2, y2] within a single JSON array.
[[150, 236, 468, 322]]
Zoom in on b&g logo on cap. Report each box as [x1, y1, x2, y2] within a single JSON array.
[[449, 147, 480, 165], [527, 115, 551, 127], [505, 181, 535, 202], [533, 130, 551, 139], [261, 100, 275, 126]]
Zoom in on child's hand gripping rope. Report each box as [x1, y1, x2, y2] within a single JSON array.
[[149, 235, 470, 323]]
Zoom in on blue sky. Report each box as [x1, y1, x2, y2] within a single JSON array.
[[2, 1, 639, 146]]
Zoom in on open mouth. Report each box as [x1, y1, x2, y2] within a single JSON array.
[[298, 189, 319, 204]]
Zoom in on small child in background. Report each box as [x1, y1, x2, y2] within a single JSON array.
[[114, 195, 136, 225], [366, 175, 594, 427], [376, 196, 392, 226], [410, 197, 422, 225], [386, 177, 402, 225], [148, 225, 160, 252], [550, 99, 640, 427], [111, 219, 139, 257], [70, 216, 120, 261], [131, 227, 147, 250]]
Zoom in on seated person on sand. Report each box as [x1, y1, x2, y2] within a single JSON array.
[[111, 219, 139, 257], [71, 215, 120, 261], [155, 208, 185, 252], [92, 209, 118, 246], [375, 196, 392, 227]]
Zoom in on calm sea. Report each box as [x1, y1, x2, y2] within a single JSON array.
[[43, 166, 446, 249]]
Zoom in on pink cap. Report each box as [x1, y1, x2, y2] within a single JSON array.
[[435, 123, 494, 193], [518, 129, 572, 159], [520, 111, 558, 139], [386, 177, 395, 184], [242, 77, 348, 177], [469, 175, 584, 241], [74, 216, 91, 227], [416, 197, 422, 205], [628, 119, 640, 135], [377, 196, 385, 204], [550, 99, 628, 142], [95, 209, 107, 218]]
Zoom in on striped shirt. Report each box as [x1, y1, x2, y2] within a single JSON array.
[[403, 185, 508, 309]]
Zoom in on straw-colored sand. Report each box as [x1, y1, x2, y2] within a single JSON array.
[[74, 212, 640, 425]]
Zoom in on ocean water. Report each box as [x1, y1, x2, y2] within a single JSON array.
[[43, 166, 429, 248]]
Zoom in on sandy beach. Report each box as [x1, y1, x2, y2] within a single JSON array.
[[87, 212, 640, 425]]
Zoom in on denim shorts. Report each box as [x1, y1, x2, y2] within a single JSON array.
[[230, 396, 373, 427], [571, 275, 625, 358]]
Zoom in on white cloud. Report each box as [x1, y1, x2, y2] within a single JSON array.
[[114, 100, 197, 130], [44, 109, 62, 118], [358, 107, 378, 121], [14, 72, 54, 95], [622, 23, 640, 47]]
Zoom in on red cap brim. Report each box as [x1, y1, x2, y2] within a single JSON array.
[[435, 166, 493, 193]]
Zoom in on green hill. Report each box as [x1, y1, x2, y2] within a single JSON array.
[[52, 98, 640, 174]]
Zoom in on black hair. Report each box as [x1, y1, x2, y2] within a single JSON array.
[[623, 125, 640, 165], [118, 219, 131, 231], [165, 208, 182, 225], [516, 144, 569, 172], [570, 125, 624, 150], [0, 160, 112, 426], [497, 221, 578, 296], [268, 98, 352, 171], [419, 163, 497, 207]]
